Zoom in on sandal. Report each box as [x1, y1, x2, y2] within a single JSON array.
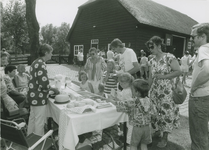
[[157, 140, 167, 148]]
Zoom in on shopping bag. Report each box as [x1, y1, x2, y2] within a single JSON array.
[[173, 77, 187, 104]]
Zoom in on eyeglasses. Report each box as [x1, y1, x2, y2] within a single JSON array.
[[191, 35, 198, 40], [148, 45, 154, 50]]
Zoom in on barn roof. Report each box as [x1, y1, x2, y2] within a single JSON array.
[[79, 0, 198, 35]]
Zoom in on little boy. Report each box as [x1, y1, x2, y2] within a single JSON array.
[[115, 79, 152, 150]]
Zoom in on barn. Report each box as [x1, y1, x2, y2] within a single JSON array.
[[66, 0, 198, 63]]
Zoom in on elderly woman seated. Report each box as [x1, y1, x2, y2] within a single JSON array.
[[3, 65, 26, 108], [1, 73, 19, 117]]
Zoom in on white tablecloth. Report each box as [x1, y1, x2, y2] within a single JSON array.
[[46, 88, 128, 150]]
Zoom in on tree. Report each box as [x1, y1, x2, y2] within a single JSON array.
[[40, 24, 57, 45], [1, 0, 29, 55], [52, 23, 70, 55], [25, 0, 39, 63], [40, 23, 70, 55]]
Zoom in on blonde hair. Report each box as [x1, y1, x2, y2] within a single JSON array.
[[118, 72, 134, 84], [17, 64, 26, 72], [107, 59, 116, 70]]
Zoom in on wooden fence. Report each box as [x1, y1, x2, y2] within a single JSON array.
[[9, 55, 70, 65]]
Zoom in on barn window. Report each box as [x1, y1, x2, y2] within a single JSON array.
[[74, 45, 84, 56]]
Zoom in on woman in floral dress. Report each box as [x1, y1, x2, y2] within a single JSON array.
[[146, 36, 182, 148]]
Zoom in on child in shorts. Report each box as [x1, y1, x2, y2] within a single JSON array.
[[126, 79, 152, 150]]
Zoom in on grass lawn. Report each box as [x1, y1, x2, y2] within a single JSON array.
[[148, 115, 191, 150]]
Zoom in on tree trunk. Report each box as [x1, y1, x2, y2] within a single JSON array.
[[25, 0, 39, 64]]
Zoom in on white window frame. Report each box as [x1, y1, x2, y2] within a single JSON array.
[[74, 45, 84, 56]]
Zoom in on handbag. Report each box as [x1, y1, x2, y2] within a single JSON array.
[[172, 77, 187, 104], [166, 54, 187, 104]]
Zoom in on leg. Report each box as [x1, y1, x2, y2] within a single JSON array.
[[140, 143, 148, 150], [27, 105, 46, 136], [27, 106, 35, 135], [8, 93, 26, 108], [189, 96, 209, 150], [157, 132, 168, 148], [130, 145, 137, 150]]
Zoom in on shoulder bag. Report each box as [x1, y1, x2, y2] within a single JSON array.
[[166, 54, 187, 104]]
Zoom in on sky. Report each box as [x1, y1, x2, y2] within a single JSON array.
[[2, 0, 209, 27]]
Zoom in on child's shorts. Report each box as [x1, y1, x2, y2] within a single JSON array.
[[131, 124, 152, 146]]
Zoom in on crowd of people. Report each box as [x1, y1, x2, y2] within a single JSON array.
[[1, 22, 209, 150]]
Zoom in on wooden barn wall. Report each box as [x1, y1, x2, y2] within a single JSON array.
[[69, 0, 139, 59], [69, 0, 190, 60]]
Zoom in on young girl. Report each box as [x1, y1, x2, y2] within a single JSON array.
[[111, 72, 134, 145], [14, 64, 30, 95], [79, 71, 94, 93], [116, 72, 134, 102], [102, 59, 117, 95]]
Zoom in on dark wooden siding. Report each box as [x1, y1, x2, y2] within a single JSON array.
[[69, 0, 139, 60], [68, 0, 191, 62]]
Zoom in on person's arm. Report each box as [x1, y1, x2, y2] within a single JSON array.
[[14, 75, 19, 88], [148, 66, 153, 89], [37, 62, 50, 92], [127, 62, 140, 74], [191, 59, 209, 93], [25, 73, 30, 81], [84, 58, 90, 72], [154, 58, 181, 79], [127, 51, 140, 74], [101, 57, 107, 71], [102, 71, 109, 83], [88, 82, 94, 93]]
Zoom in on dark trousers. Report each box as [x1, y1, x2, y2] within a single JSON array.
[[8, 92, 26, 108], [189, 95, 209, 150]]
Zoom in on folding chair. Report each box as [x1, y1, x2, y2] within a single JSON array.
[[0, 118, 58, 150]]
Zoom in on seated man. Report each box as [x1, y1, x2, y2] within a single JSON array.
[[4, 65, 26, 108]]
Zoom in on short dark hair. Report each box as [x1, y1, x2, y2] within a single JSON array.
[[78, 71, 88, 81], [38, 44, 53, 57], [88, 47, 97, 54], [145, 36, 166, 52], [5, 65, 17, 74], [110, 38, 124, 49], [132, 79, 149, 98]]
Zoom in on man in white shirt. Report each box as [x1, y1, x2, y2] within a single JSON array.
[[77, 49, 84, 74], [110, 38, 140, 78], [189, 23, 209, 150]]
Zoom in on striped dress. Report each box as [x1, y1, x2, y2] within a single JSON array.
[[103, 72, 117, 94]]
